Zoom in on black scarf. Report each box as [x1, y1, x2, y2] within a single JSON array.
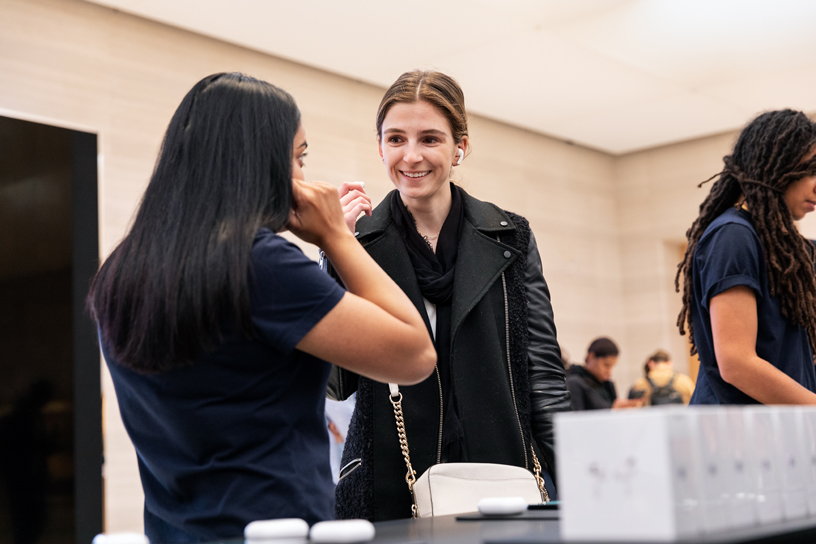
[[390, 183, 467, 462]]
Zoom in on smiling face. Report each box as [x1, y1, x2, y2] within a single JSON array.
[[783, 144, 816, 221], [378, 101, 467, 208]]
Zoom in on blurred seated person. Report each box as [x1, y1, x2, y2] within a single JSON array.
[[566, 337, 642, 410], [560, 344, 572, 371], [628, 350, 695, 405]]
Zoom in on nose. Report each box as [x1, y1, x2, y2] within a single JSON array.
[[403, 142, 423, 164]]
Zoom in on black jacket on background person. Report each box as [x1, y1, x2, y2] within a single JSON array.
[[566, 364, 617, 410], [326, 189, 572, 521]]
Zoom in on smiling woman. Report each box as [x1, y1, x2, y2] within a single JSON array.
[[676, 109, 816, 406], [327, 70, 572, 522]]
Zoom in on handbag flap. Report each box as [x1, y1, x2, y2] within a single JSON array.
[[413, 462, 541, 518]]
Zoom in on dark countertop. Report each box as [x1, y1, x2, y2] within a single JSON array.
[[212, 510, 816, 544]]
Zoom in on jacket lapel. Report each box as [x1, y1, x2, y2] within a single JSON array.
[[451, 221, 519, 340], [363, 230, 424, 310], [357, 203, 433, 338]]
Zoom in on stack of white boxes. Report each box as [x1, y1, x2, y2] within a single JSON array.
[[555, 406, 816, 541]]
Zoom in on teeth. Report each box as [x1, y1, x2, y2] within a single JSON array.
[[404, 171, 429, 178]]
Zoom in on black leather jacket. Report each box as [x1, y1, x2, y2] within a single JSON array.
[[327, 190, 571, 520]]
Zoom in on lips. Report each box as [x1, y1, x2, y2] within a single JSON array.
[[401, 171, 430, 179]]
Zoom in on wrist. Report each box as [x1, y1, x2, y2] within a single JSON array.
[[319, 229, 358, 259]]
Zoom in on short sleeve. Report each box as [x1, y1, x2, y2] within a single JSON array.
[[695, 222, 762, 310], [249, 230, 346, 354]]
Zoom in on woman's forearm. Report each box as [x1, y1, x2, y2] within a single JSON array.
[[711, 285, 816, 404], [720, 353, 816, 404], [322, 233, 423, 328]]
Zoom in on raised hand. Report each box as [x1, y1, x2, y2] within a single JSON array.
[[287, 179, 349, 248], [337, 181, 372, 233]]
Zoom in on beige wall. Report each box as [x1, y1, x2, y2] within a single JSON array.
[[5, 0, 810, 533], [613, 132, 738, 387]]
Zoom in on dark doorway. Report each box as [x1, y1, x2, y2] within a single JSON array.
[[0, 116, 102, 544]]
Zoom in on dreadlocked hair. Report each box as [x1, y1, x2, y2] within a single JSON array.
[[675, 109, 816, 356]]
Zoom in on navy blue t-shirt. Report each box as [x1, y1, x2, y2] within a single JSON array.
[[690, 207, 816, 404], [104, 229, 346, 543]]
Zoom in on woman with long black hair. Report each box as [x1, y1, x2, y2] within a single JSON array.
[[676, 109, 816, 405], [87, 72, 435, 543]]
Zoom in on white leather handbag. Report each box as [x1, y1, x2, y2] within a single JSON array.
[[388, 384, 550, 518]]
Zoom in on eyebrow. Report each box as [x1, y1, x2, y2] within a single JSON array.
[[297, 141, 308, 150], [383, 128, 448, 137]]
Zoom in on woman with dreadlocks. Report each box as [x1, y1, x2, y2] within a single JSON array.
[[676, 109, 816, 405]]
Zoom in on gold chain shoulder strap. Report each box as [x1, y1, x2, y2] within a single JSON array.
[[388, 385, 418, 516], [389, 390, 417, 489], [530, 447, 551, 502]]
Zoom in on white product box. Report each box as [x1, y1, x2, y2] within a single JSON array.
[[800, 408, 816, 515], [723, 407, 758, 528], [745, 406, 783, 524], [556, 408, 702, 542], [776, 407, 808, 519], [694, 407, 732, 533]]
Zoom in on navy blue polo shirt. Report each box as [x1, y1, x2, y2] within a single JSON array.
[[104, 229, 346, 543], [690, 207, 816, 404]]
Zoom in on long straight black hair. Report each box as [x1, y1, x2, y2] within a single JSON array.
[[88, 73, 301, 373]]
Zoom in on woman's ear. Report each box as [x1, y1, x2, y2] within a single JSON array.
[[455, 147, 464, 165], [377, 138, 384, 163], [459, 136, 469, 159]]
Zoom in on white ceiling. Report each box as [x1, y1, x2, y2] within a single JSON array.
[[85, 0, 816, 155]]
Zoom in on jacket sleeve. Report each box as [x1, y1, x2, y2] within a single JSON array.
[[326, 365, 359, 401], [526, 231, 573, 479], [565, 377, 584, 411], [319, 251, 360, 401]]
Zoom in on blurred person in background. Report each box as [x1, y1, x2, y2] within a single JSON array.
[[628, 350, 695, 405], [0, 380, 54, 544], [325, 396, 355, 484], [566, 337, 642, 410], [560, 344, 572, 371]]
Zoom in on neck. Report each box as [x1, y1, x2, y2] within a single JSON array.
[[399, 185, 453, 239]]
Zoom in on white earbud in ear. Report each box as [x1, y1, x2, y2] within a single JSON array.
[[456, 148, 464, 165]]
